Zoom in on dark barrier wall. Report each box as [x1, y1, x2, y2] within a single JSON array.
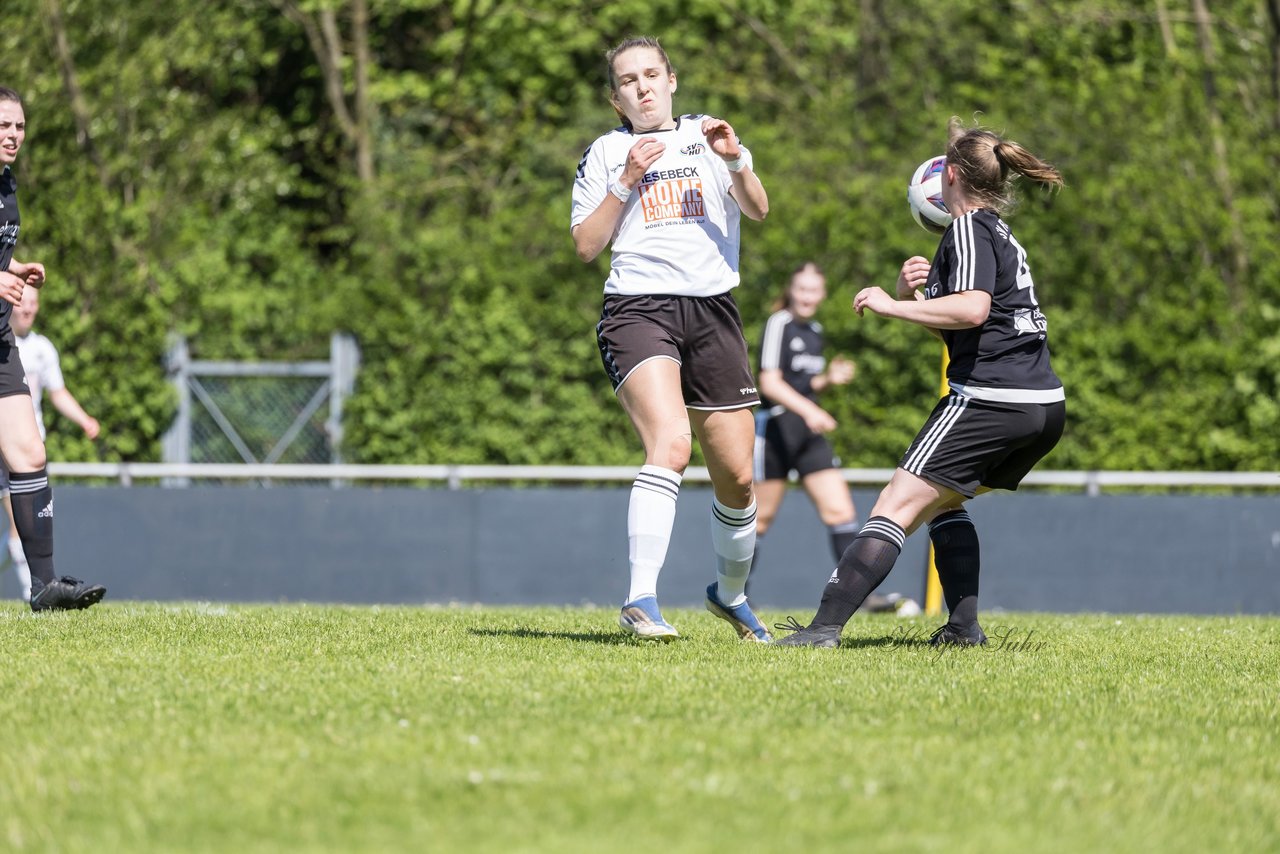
[[8, 486, 1278, 614]]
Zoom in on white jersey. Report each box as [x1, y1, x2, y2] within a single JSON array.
[[15, 331, 64, 439], [571, 114, 754, 298]]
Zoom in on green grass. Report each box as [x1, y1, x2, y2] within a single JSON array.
[[1, 604, 1277, 853]]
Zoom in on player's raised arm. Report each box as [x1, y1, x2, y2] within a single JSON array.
[[571, 136, 665, 262], [702, 117, 767, 221]]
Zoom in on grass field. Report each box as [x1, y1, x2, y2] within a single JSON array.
[[1, 603, 1277, 853]]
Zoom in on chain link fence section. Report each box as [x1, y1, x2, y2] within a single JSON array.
[[162, 334, 360, 483]]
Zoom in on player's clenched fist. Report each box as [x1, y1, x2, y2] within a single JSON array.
[[895, 256, 931, 300], [621, 137, 665, 190]]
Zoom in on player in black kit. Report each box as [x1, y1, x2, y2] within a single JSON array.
[[777, 119, 1065, 648], [0, 87, 105, 611], [754, 262, 913, 613]]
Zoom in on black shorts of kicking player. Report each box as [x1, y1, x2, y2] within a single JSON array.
[[596, 292, 760, 410], [0, 343, 28, 497], [0, 343, 29, 399], [900, 393, 1066, 498], [754, 410, 840, 481]]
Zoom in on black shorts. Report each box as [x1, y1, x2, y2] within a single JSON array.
[[596, 292, 760, 410], [0, 343, 28, 399], [754, 410, 840, 481], [900, 394, 1066, 497]]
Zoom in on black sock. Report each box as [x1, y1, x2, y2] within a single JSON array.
[[827, 519, 859, 564], [929, 509, 980, 627], [10, 468, 55, 585], [812, 517, 905, 629]]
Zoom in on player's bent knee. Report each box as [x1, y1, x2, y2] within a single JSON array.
[[4, 443, 46, 473], [658, 442, 693, 473]]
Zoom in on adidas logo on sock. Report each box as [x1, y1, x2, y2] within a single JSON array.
[[827, 567, 839, 583], [37, 501, 53, 519]]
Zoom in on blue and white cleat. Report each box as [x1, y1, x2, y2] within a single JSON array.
[[704, 583, 772, 643], [619, 596, 679, 641]]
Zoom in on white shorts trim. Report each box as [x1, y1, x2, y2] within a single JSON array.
[[949, 383, 1066, 404], [614, 355, 682, 395], [903, 395, 968, 474], [686, 401, 758, 412]]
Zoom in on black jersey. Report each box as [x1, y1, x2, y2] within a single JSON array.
[[0, 166, 18, 342], [0, 167, 17, 273], [758, 309, 826, 413], [925, 209, 1064, 403]]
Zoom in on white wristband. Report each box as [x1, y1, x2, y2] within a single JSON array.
[[609, 182, 632, 203], [724, 156, 746, 173]]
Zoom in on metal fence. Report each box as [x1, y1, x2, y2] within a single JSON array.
[[44, 462, 1280, 494], [161, 334, 361, 469]]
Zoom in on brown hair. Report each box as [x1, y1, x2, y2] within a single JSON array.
[[946, 117, 1063, 215], [0, 87, 22, 105], [605, 37, 674, 129], [771, 261, 825, 312]]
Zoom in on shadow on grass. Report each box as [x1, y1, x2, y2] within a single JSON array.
[[840, 634, 922, 649], [468, 627, 637, 646]]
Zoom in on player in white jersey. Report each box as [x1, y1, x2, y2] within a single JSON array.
[[571, 36, 771, 641], [2, 286, 101, 600], [778, 119, 1066, 648]]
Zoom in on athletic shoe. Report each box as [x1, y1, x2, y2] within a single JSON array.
[[929, 622, 987, 647], [29, 576, 107, 612], [704, 583, 772, 643], [772, 615, 842, 648], [619, 596, 679, 641]]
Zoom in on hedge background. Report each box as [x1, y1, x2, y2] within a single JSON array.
[[3, 0, 1276, 469]]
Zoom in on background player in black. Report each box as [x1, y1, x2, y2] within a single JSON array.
[[756, 262, 857, 552], [754, 262, 915, 613], [0, 86, 105, 611], [777, 119, 1065, 647]]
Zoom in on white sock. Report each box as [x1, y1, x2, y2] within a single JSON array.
[[711, 498, 757, 607], [8, 537, 30, 602], [626, 465, 681, 603]]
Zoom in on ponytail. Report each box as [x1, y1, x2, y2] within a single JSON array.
[[993, 140, 1063, 189], [947, 117, 1063, 214]]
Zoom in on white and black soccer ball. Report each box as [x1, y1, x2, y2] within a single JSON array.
[[906, 155, 952, 234]]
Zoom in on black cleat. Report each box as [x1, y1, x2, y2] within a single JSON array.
[[29, 576, 107, 612], [772, 616, 842, 648], [929, 622, 987, 647]]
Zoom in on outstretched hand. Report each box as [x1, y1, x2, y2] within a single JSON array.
[[801, 407, 838, 434], [853, 287, 896, 318], [701, 117, 741, 161], [826, 355, 856, 386], [9, 260, 45, 288]]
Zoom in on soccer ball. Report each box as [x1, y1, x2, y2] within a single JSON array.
[[906, 155, 952, 234]]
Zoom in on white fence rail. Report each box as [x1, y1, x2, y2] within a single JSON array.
[[45, 462, 1280, 495]]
